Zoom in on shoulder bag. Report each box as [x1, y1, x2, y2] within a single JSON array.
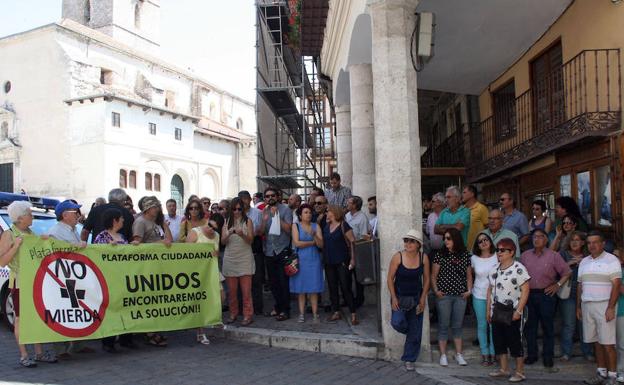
[[491, 266, 514, 326]]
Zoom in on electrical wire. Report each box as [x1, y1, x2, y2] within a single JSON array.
[[410, 12, 424, 72]]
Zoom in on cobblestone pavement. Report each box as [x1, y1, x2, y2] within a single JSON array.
[[0, 326, 590, 385]]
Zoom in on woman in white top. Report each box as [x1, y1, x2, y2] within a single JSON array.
[[471, 232, 498, 366]]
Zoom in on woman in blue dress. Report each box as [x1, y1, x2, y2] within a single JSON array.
[[290, 203, 324, 323]]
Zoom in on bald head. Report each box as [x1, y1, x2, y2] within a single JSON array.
[[288, 194, 302, 210]]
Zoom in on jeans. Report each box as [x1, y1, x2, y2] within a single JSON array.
[[266, 252, 291, 315], [525, 291, 556, 362], [251, 251, 265, 314], [617, 316, 624, 373], [559, 296, 594, 357], [436, 295, 466, 341], [325, 263, 355, 313], [226, 275, 253, 319], [473, 298, 495, 355], [401, 295, 424, 362]]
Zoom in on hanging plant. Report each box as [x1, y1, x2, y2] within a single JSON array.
[[286, 0, 301, 50]]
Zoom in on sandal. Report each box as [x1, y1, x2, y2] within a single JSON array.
[[241, 318, 253, 326], [19, 357, 37, 368], [481, 355, 490, 367], [489, 369, 510, 378], [197, 333, 210, 345], [509, 372, 526, 382], [34, 352, 58, 363], [276, 313, 289, 321], [327, 312, 341, 323], [146, 334, 167, 347], [224, 317, 236, 324], [350, 313, 359, 326]]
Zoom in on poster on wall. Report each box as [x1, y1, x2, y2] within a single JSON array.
[[577, 171, 591, 225], [596, 165, 612, 226]]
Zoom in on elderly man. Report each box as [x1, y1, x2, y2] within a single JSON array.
[[577, 231, 622, 385], [462, 185, 489, 249], [367, 196, 377, 238], [48, 199, 90, 357], [346, 196, 371, 308], [427, 193, 445, 251], [500, 193, 530, 247], [82, 188, 134, 243], [239, 190, 265, 315], [434, 186, 470, 246], [288, 193, 302, 224], [481, 208, 521, 259], [324, 172, 352, 208], [521, 228, 571, 370]]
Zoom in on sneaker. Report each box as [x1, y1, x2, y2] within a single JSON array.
[[298, 314, 305, 323], [559, 354, 570, 362], [456, 353, 467, 366], [605, 378, 617, 385], [439, 354, 448, 367], [584, 375, 607, 385], [405, 361, 416, 371], [19, 357, 37, 368], [616, 374, 624, 383], [312, 314, 320, 324], [34, 352, 57, 363], [509, 372, 526, 382]]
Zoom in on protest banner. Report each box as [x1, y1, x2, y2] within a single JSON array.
[[17, 236, 221, 344]]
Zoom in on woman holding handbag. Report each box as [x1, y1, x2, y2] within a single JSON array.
[[290, 204, 324, 323], [487, 238, 530, 382], [387, 229, 430, 371]]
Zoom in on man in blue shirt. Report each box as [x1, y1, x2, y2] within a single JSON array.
[[500, 192, 530, 247], [435, 186, 470, 246]]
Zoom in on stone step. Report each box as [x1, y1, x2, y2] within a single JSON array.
[[221, 324, 385, 359]]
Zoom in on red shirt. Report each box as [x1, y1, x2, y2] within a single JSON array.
[[520, 248, 571, 289]]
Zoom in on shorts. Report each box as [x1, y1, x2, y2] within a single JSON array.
[[582, 300, 616, 345], [10, 288, 19, 317], [492, 319, 524, 357]]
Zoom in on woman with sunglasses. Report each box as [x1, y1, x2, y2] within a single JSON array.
[[221, 197, 255, 326], [387, 229, 430, 371], [487, 238, 530, 382], [550, 214, 579, 252], [529, 200, 552, 235], [186, 216, 225, 344], [431, 227, 472, 367], [178, 199, 207, 242], [471, 232, 498, 366], [557, 231, 594, 361]]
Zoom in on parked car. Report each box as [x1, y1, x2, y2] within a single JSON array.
[[0, 192, 61, 330]]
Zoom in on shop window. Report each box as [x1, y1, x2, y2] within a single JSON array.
[[595, 165, 612, 227], [129, 170, 137, 189], [154, 174, 161, 192], [559, 174, 571, 197], [576, 171, 591, 225], [119, 169, 127, 188], [145, 172, 153, 191], [492, 80, 516, 142]]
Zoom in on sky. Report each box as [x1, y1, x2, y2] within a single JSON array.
[[0, 0, 257, 103]]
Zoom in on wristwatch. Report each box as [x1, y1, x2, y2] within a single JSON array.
[[556, 281, 562, 287]]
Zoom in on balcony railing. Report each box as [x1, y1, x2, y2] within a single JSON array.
[[421, 129, 465, 168], [467, 49, 621, 181]]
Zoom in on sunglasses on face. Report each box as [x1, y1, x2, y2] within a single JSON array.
[[496, 248, 513, 253], [314, 201, 325, 206], [403, 238, 418, 244], [477, 238, 489, 244], [233, 207, 242, 212], [444, 236, 452, 241], [189, 207, 200, 211], [265, 194, 276, 198]]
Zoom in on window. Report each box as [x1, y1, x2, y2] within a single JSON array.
[[129, 170, 137, 189], [134, 1, 142, 29], [0, 122, 8, 140], [531, 42, 564, 135], [577, 171, 591, 225], [0, 163, 13, 192], [595, 165, 612, 227], [84, 0, 91, 22], [154, 174, 161, 192], [112, 112, 121, 127], [165, 90, 176, 109], [3, 81, 10, 94], [559, 174, 571, 197], [174, 127, 182, 141], [145, 172, 153, 191], [119, 169, 127, 188], [149, 123, 156, 135], [492, 80, 516, 141], [100, 69, 112, 85], [236, 118, 243, 130]]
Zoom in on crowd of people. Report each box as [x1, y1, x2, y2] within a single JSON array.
[[0, 172, 383, 368], [391, 185, 622, 384]]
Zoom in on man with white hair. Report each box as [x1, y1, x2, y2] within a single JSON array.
[[81, 188, 134, 243], [434, 186, 471, 246], [427, 193, 445, 251]]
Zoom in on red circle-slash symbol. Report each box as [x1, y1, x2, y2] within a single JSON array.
[[33, 251, 109, 338]]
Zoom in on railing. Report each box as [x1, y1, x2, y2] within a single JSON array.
[[421, 129, 465, 168], [468, 49, 621, 181]]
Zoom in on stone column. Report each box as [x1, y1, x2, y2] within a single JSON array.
[[349, 63, 375, 199], [369, 0, 427, 361], [335, 105, 353, 189]]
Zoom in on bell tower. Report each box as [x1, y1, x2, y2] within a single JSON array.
[[62, 0, 161, 55]]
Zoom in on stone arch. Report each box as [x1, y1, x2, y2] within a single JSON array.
[[200, 168, 220, 200], [335, 69, 350, 107], [347, 14, 372, 66]]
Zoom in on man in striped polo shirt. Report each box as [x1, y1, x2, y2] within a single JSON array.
[[577, 231, 622, 385]]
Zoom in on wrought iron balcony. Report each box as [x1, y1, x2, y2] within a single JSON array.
[[421, 129, 465, 168], [467, 49, 621, 181]]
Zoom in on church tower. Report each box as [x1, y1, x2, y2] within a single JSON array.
[[62, 0, 160, 55]]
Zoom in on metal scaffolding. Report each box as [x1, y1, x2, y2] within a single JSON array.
[[255, 0, 335, 196]]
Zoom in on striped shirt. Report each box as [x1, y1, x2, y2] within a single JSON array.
[[324, 185, 352, 208], [578, 251, 621, 302]]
